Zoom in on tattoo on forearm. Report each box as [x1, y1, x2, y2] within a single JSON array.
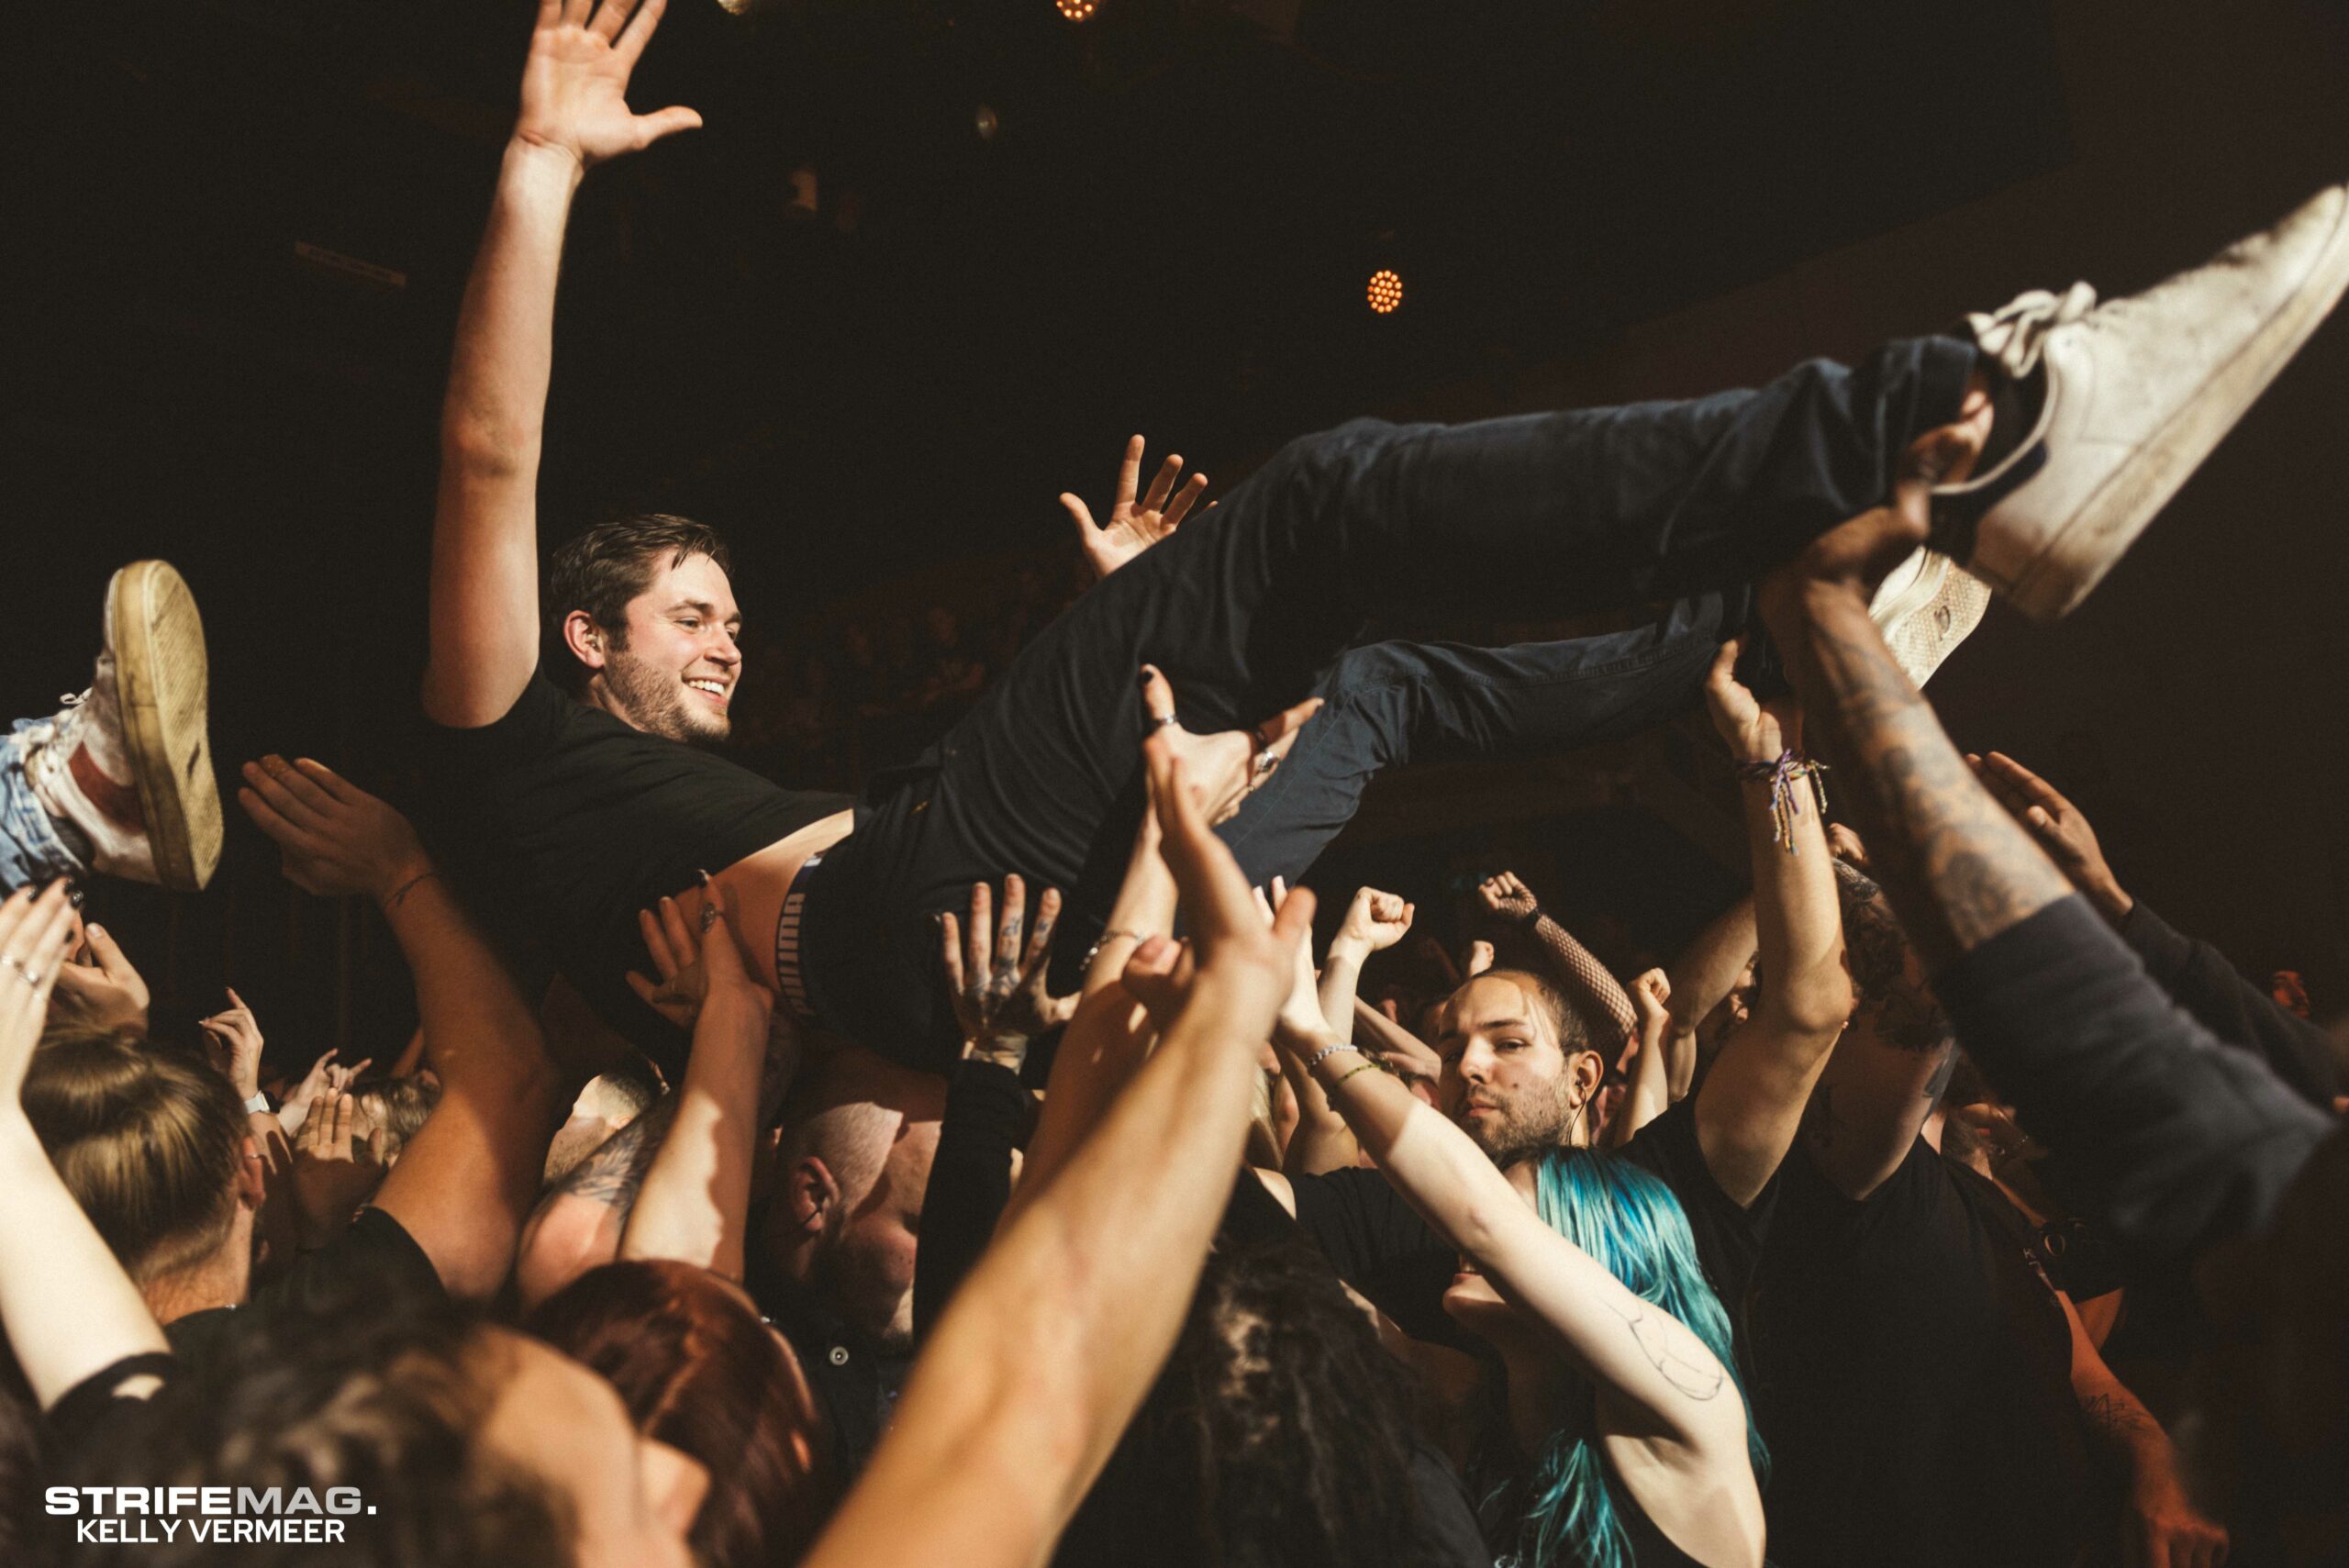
[[562, 1092, 679, 1211], [2080, 1390, 2154, 1448], [1603, 1296, 1725, 1401], [1804, 615, 2067, 959]]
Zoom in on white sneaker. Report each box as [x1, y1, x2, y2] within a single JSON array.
[[1945, 184, 2349, 619], [1868, 547, 1991, 686], [26, 562, 221, 891]]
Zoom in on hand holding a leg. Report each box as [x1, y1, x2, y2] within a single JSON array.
[[1137, 665, 1319, 825]]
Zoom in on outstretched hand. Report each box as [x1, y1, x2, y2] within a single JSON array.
[[1966, 751, 2132, 922], [1137, 665, 1319, 827], [1063, 436, 1210, 580], [48, 918, 150, 1035], [1121, 727, 1315, 1040], [239, 757, 432, 905], [290, 1092, 390, 1251], [199, 988, 267, 1101], [515, 0, 702, 173], [0, 884, 77, 1106], [941, 875, 1077, 1068]]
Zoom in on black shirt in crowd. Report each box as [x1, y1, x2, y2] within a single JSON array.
[[1745, 1136, 2091, 1568], [163, 1207, 442, 1367], [419, 670, 850, 1062]]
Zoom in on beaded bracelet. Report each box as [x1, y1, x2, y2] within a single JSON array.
[[1734, 749, 1830, 853], [1334, 1058, 1389, 1087], [1306, 1041, 1364, 1072]]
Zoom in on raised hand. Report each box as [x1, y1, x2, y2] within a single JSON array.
[[628, 893, 713, 1030], [1125, 733, 1314, 1038], [1965, 751, 2132, 922], [1331, 886, 1415, 961], [515, 0, 702, 173], [1062, 436, 1210, 581], [1138, 665, 1319, 827], [290, 1092, 389, 1251], [48, 917, 150, 1034], [238, 757, 432, 906], [941, 875, 1077, 1069], [1705, 639, 1799, 765], [199, 988, 267, 1100], [1476, 870, 1541, 927], [1631, 968, 1672, 1040], [276, 1049, 342, 1137], [1465, 939, 1497, 978], [0, 884, 77, 1104]]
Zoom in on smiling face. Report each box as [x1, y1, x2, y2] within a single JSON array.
[[1434, 973, 1603, 1170], [569, 551, 743, 744]]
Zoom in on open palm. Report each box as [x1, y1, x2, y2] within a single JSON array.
[[516, 0, 702, 172]]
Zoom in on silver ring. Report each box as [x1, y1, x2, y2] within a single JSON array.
[[1150, 714, 1180, 730]]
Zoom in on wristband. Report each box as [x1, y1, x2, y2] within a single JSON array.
[[1305, 1041, 1363, 1072], [244, 1093, 273, 1116], [1734, 750, 1830, 853], [1334, 1059, 1388, 1087]]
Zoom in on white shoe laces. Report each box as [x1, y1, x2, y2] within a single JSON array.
[[1965, 280, 2098, 378]]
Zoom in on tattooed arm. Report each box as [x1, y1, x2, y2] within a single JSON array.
[[514, 1091, 680, 1310], [2064, 1292, 2231, 1567]]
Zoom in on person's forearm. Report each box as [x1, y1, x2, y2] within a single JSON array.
[[1779, 584, 2069, 971], [1741, 774, 1847, 1035], [913, 1057, 1030, 1343], [249, 1113, 301, 1282], [0, 1119, 169, 1410], [1525, 915, 1635, 1039], [1002, 985, 1152, 1228], [380, 873, 556, 1100], [1607, 1025, 1672, 1150], [1665, 896, 1756, 1038], [2122, 901, 2343, 1106], [804, 987, 1265, 1568], [1277, 1043, 1360, 1177], [619, 993, 769, 1277], [1081, 812, 1174, 997], [1317, 944, 1368, 1040]]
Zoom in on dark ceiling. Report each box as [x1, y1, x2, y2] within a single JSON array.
[[15, 0, 2070, 639]]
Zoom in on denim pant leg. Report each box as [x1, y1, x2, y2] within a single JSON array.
[[1217, 594, 1736, 887], [1, 718, 87, 891]]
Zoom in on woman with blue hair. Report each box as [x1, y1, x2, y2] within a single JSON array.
[[1277, 996, 1766, 1568]]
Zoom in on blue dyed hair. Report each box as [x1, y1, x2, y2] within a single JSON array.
[[1510, 1148, 1765, 1568]]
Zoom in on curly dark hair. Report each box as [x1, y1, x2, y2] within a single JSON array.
[[543, 513, 732, 694], [1061, 1237, 1432, 1568], [63, 1274, 570, 1568]]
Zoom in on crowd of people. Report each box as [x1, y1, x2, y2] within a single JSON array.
[[5, 3, 2346, 1564]]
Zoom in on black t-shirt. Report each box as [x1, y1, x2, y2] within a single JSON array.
[[1284, 1098, 1772, 1356], [1747, 1138, 2091, 1568], [419, 672, 850, 1059], [164, 1207, 443, 1365]]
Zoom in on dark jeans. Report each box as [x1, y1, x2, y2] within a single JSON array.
[[801, 336, 1977, 1069]]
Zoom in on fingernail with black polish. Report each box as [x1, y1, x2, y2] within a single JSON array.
[[69, 888, 85, 909]]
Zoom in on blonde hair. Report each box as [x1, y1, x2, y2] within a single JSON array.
[[25, 1025, 247, 1284]]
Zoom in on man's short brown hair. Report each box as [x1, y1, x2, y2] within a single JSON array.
[[543, 513, 732, 693]]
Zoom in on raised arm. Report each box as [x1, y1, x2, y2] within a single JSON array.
[[1758, 428, 2329, 1258], [1972, 749, 2341, 1106], [1280, 1010, 1748, 1456], [0, 883, 170, 1410], [422, 0, 701, 727], [1477, 872, 1636, 1040], [618, 903, 775, 1278], [1604, 969, 1675, 1150], [802, 732, 1311, 1568], [239, 757, 564, 1299], [1688, 642, 1852, 1207]]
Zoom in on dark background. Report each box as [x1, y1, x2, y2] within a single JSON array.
[[9, 0, 2347, 1066]]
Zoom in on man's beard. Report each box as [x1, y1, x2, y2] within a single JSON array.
[[1459, 1078, 1581, 1168], [605, 649, 728, 745]]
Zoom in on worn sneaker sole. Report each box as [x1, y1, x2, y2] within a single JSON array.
[[2004, 185, 2349, 619], [1869, 548, 1992, 686], [106, 561, 220, 891]]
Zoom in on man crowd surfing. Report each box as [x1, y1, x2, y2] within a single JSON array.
[[4, 3, 2344, 1564]]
